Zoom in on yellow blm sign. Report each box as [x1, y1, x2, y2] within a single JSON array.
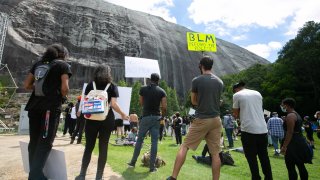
[[186, 32, 217, 52]]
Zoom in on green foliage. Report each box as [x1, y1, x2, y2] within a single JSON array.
[[130, 81, 142, 116], [117, 79, 128, 87], [159, 80, 180, 116], [221, 21, 320, 115]]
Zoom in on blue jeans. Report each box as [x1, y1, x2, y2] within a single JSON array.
[[271, 135, 283, 152], [130, 115, 161, 169], [225, 128, 234, 147]]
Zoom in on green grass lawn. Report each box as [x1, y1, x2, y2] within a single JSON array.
[[92, 133, 320, 180]]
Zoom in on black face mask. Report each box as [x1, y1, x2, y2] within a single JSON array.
[[199, 64, 203, 74]]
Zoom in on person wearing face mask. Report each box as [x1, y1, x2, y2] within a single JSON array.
[[280, 98, 312, 180], [232, 82, 273, 180]]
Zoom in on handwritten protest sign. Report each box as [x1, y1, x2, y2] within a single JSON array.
[[187, 32, 217, 52]]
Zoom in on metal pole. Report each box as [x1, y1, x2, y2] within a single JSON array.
[[0, 13, 8, 65]]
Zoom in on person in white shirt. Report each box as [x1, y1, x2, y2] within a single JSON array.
[[233, 82, 273, 180]]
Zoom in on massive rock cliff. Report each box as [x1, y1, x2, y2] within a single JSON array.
[[0, 0, 269, 98]]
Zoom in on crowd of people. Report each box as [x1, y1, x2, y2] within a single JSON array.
[[23, 44, 318, 180]]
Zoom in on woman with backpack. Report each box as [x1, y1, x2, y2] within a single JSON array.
[[280, 98, 312, 180], [24, 44, 71, 180], [75, 65, 128, 180]]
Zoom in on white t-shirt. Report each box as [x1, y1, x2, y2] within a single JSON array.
[[123, 119, 130, 125], [71, 107, 77, 119], [233, 89, 267, 134]]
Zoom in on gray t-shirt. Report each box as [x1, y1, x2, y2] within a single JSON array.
[[191, 74, 224, 119]]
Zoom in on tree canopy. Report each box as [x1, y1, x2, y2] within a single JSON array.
[[221, 21, 320, 117]]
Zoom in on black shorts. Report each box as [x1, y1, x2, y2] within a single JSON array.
[[124, 124, 130, 132], [115, 119, 123, 127]]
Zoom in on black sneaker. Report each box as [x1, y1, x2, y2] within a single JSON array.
[[149, 168, 157, 173], [127, 162, 135, 168]]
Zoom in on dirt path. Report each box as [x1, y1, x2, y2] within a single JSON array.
[[0, 134, 123, 180]]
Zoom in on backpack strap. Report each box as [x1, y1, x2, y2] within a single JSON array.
[[104, 83, 111, 92], [93, 81, 97, 90]]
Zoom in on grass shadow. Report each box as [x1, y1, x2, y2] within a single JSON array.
[[122, 167, 149, 180]]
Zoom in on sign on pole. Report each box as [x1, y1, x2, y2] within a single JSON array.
[[186, 32, 217, 52], [125, 56, 161, 78]]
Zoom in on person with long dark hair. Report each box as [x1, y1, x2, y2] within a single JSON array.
[[75, 65, 128, 180], [24, 44, 71, 180], [280, 98, 312, 180]]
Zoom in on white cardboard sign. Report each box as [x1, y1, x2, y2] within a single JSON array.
[[18, 104, 29, 135], [113, 87, 132, 119], [125, 56, 161, 78], [20, 141, 68, 180]]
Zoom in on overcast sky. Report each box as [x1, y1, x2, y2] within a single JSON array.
[[104, 0, 320, 63]]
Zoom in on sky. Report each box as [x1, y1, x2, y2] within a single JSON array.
[[104, 0, 320, 63]]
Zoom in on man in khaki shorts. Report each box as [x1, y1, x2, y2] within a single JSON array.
[[167, 56, 224, 180]]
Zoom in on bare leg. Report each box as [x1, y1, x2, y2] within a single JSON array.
[[211, 153, 221, 180], [171, 145, 189, 178]]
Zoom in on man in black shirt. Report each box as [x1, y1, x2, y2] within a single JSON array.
[[128, 73, 167, 172]]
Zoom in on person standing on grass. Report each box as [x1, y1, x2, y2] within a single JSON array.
[[267, 112, 284, 156], [173, 112, 183, 146], [232, 81, 273, 180], [159, 116, 165, 143], [223, 110, 235, 148], [303, 116, 315, 149], [75, 65, 128, 180], [280, 98, 312, 180], [167, 56, 224, 180], [127, 73, 167, 173]]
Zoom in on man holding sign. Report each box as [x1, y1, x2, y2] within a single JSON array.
[[127, 73, 167, 172]]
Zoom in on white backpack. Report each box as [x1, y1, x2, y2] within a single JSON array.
[[82, 81, 111, 121]]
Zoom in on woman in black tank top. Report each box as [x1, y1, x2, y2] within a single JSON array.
[[280, 98, 312, 180]]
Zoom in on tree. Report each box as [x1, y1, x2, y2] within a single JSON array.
[[276, 21, 320, 115], [117, 79, 128, 87], [168, 88, 180, 115], [130, 81, 142, 116], [220, 21, 320, 116]]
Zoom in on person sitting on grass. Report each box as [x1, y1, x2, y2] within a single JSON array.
[[127, 127, 138, 143]]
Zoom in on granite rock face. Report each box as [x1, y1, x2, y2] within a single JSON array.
[[0, 0, 269, 98]]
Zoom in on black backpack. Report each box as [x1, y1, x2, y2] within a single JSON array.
[[219, 151, 235, 166], [192, 151, 235, 166], [34, 60, 61, 96]]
